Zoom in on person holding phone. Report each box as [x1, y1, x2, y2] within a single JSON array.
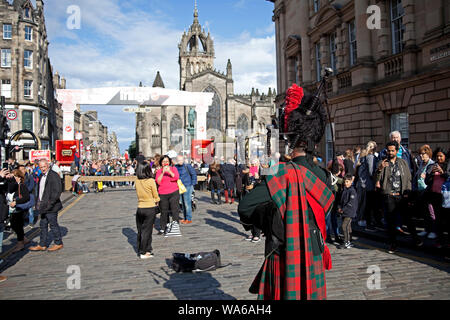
[[155, 155, 181, 237], [9, 169, 31, 253], [375, 141, 420, 253], [425, 148, 449, 245]]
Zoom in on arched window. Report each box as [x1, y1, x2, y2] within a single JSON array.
[[151, 119, 161, 148], [204, 86, 221, 131], [237, 114, 249, 136], [170, 114, 183, 147]]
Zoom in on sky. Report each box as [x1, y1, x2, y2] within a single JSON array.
[[38, 0, 277, 153]]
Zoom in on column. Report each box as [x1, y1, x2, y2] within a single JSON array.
[[355, 0, 373, 60], [403, 0, 416, 48], [377, 0, 390, 58]]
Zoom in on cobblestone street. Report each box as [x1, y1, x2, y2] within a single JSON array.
[[0, 188, 449, 300]]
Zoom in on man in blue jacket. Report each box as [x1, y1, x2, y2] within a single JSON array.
[[175, 155, 197, 224]]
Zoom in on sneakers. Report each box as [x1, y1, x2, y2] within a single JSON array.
[[140, 252, 154, 259], [358, 220, 367, 227], [387, 245, 397, 254], [418, 231, 428, 237], [245, 235, 253, 241], [165, 222, 181, 237], [427, 232, 437, 239], [0, 275, 7, 283], [251, 237, 261, 243]]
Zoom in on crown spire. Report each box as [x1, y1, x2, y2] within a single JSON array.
[[194, 0, 198, 21]]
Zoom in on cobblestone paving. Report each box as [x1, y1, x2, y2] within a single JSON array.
[[0, 187, 449, 300]]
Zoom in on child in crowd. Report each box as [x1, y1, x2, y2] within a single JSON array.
[[338, 174, 358, 249]]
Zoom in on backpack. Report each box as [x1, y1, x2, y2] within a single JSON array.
[[171, 249, 225, 273]]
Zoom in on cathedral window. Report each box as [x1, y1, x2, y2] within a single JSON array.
[[237, 114, 249, 137], [170, 114, 183, 147], [204, 87, 221, 131], [204, 86, 221, 131]]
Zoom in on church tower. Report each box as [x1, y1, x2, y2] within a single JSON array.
[[178, 1, 215, 90]]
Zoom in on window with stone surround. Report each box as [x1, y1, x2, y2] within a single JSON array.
[[390, 0, 405, 55], [1, 49, 11, 68], [390, 112, 409, 148], [25, 26, 32, 41], [288, 56, 299, 85], [24, 50, 33, 69], [1, 79, 11, 98], [329, 32, 337, 74], [313, 0, 320, 13], [315, 42, 322, 81], [349, 20, 357, 66], [24, 80, 33, 98], [3, 24, 12, 39]]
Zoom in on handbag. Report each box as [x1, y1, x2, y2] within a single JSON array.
[[442, 177, 450, 209], [177, 179, 187, 194]]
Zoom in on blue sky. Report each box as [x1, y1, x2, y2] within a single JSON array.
[[39, 0, 276, 153]]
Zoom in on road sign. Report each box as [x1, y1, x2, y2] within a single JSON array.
[[6, 109, 17, 121], [123, 107, 153, 113]]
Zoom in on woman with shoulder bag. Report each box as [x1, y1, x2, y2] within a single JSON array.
[[9, 169, 31, 253], [135, 162, 160, 259]]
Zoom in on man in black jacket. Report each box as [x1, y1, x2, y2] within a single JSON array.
[[30, 159, 64, 252]]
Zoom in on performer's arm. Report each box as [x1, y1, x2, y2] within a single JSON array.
[[238, 179, 271, 230]]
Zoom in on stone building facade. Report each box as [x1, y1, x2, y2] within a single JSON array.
[[79, 110, 118, 161], [136, 6, 276, 159], [269, 0, 450, 161], [0, 0, 62, 159]]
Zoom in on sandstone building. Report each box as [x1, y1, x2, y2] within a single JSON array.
[[268, 0, 450, 161], [0, 0, 60, 159], [136, 5, 276, 159]]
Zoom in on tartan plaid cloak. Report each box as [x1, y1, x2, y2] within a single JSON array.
[[251, 162, 334, 300]]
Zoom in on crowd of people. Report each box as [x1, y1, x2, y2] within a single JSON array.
[[1, 131, 449, 281], [0, 158, 64, 283], [323, 131, 450, 254]]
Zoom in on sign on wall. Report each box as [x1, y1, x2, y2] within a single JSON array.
[[30, 150, 51, 162]]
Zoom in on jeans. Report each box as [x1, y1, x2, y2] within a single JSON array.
[[29, 208, 34, 225], [383, 195, 418, 247], [0, 223, 4, 253], [326, 205, 340, 238], [136, 207, 158, 255], [39, 212, 63, 247], [159, 191, 180, 230], [180, 185, 193, 221]]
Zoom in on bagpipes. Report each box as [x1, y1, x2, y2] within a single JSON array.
[[267, 67, 335, 158]]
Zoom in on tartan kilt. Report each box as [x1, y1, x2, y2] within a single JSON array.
[[250, 252, 326, 300]]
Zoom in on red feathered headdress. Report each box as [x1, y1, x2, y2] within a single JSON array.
[[284, 84, 304, 132]]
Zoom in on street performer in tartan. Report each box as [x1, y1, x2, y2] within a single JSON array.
[[238, 84, 335, 300]]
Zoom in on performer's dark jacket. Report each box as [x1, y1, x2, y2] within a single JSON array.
[[238, 156, 330, 258]]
